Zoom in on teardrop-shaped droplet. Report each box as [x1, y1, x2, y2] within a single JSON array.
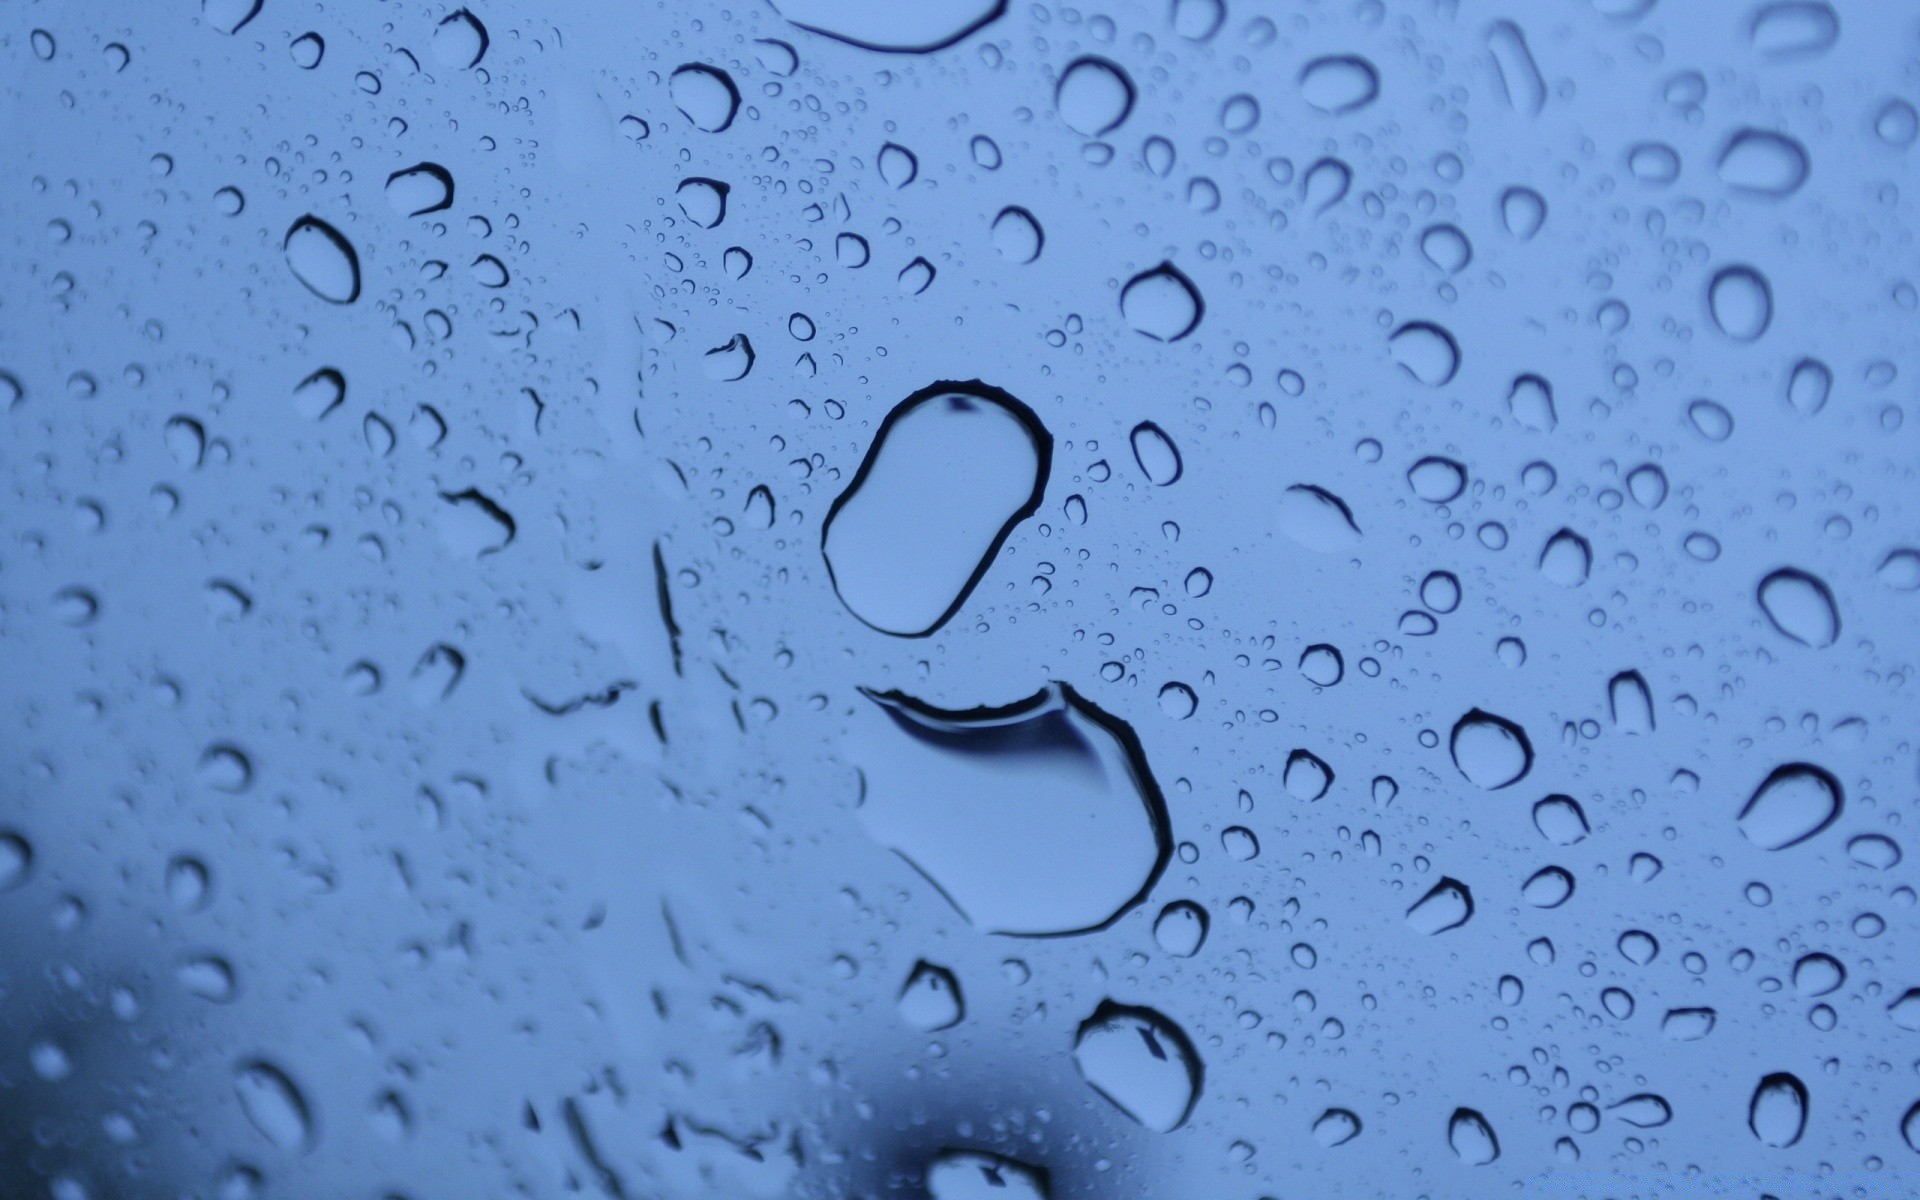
[[1749, 1073, 1809, 1148], [1073, 1001, 1203, 1132], [1120, 263, 1203, 341], [1507, 373, 1556, 430], [1757, 567, 1839, 647], [1284, 749, 1334, 801], [1312, 1108, 1363, 1147], [823, 381, 1049, 636], [1500, 187, 1547, 239], [1521, 865, 1575, 908], [1738, 763, 1842, 850], [284, 216, 360, 304]]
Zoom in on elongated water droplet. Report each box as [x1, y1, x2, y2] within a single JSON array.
[[1786, 358, 1832, 414], [1738, 763, 1842, 850], [284, 216, 360, 304], [0, 831, 32, 891], [1708, 265, 1773, 341], [1608, 670, 1653, 734], [1663, 1007, 1717, 1040], [1717, 129, 1809, 196], [235, 1061, 315, 1152], [851, 683, 1169, 936], [1610, 1094, 1672, 1128], [774, 0, 1005, 53], [1278, 484, 1361, 553], [1406, 877, 1473, 934], [925, 1150, 1049, 1200], [385, 163, 454, 217], [1300, 55, 1379, 114], [1073, 1002, 1202, 1132], [204, 0, 263, 35], [1487, 21, 1545, 115], [1757, 567, 1838, 647], [823, 381, 1049, 636], [1313, 1108, 1363, 1147], [1750, 2, 1839, 59]]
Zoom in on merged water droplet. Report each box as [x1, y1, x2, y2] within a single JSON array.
[[283, 216, 360, 304], [823, 381, 1049, 636], [235, 1061, 315, 1152], [851, 683, 1169, 936], [1073, 1002, 1202, 1132], [1738, 763, 1842, 850], [1749, 1073, 1809, 1147], [1300, 55, 1380, 114], [1406, 877, 1473, 934], [1447, 1107, 1500, 1164], [1717, 129, 1809, 196], [1708, 265, 1773, 341], [1388, 322, 1459, 386], [385, 163, 454, 217], [897, 961, 964, 1030], [1757, 567, 1839, 647], [1451, 710, 1532, 789], [670, 64, 740, 133], [1120, 263, 1203, 341], [1056, 57, 1135, 137]]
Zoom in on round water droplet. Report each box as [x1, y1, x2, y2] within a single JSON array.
[[1451, 710, 1532, 789], [1407, 456, 1466, 503], [877, 141, 918, 187], [1127, 421, 1183, 486], [385, 163, 454, 217], [1708, 265, 1773, 341], [1534, 796, 1590, 845], [1220, 826, 1258, 861], [1717, 129, 1809, 197], [283, 216, 360, 304], [235, 1061, 315, 1152], [1120, 263, 1203, 341], [1619, 930, 1659, 965], [1056, 57, 1135, 137], [897, 258, 936, 295], [1876, 99, 1919, 147], [991, 207, 1043, 263], [897, 961, 964, 1030], [1158, 682, 1197, 719], [178, 956, 238, 1002], [1539, 528, 1592, 586], [1419, 224, 1472, 274], [1153, 900, 1208, 957], [824, 382, 1049, 636], [1303, 157, 1352, 212], [1738, 762, 1842, 850], [1757, 567, 1839, 647], [1172, 0, 1224, 40], [1300, 55, 1380, 114], [1500, 187, 1547, 239], [431, 9, 488, 69], [1792, 952, 1845, 996], [1073, 1002, 1203, 1132], [1285, 749, 1334, 801], [676, 178, 729, 229], [198, 743, 253, 793], [1879, 549, 1920, 590], [1388, 322, 1459, 386], [1749, 1073, 1809, 1147], [670, 64, 740, 133], [289, 32, 324, 69], [1627, 142, 1681, 185], [1448, 1108, 1500, 1164], [1299, 644, 1343, 687]]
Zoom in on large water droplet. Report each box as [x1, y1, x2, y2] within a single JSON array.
[[235, 1061, 315, 1152], [1407, 456, 1466, 503], [385, 163, 454, 217], [1534, 796, 1590, 845], [1278, 484, 1361, 553], [1451, 710, 1532, 789], [1448, 1108, 1500, 1164], [670, 64, 740, 133], [1300, 55, 1380, 114], [823, 381, 1049, 636], [898, 961, 964, 1030], [1073, 1002, 1202, 1131], [1749, 2, 1839, 59], [1757, 567, 1839, 647], [1738, 763, 1842, 850], [1406, 877, 1473, 934], [1539, 528, 1592, 587], [1388, 322, 1459, 386], [676, 178, 729, 229], [1749, 1073, 1809, 1147], [926, 1150, 1049, 1200], [283, 216, 360, 304], [991, 206, 1044, 263], [773, 0, 1005, 53], [1708, 265, 1773, 341], [851, 683, 1169, 936], [1056, 57, 1135, 137], [1717, 129, 1809, 197], [1120, 263, 1203, 341]]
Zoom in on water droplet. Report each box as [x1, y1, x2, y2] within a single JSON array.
[[1284, 749, 1334, 801], [877, 141, 918, 187], [1627, 141, 1682, 185], [925, 1150, 1049, 1200], [385, 163, 454, 217], [1183, 568, 1212, 598], [1406, 877, 1474, 934], [1300, 55, 1380, 114], [1312, 1108, 1363, 1147], [1300, 644, 1344, 687], [1738, 763, 1843, 850], [0, 831, 32, 891], [670, 64, 740, 133], [835, 232, 869, 268], [1608, 670, 1654, 734], [1539, 529, 1592, 587], [1626, 463, 1668, 507], [431, 9, 488, 69], [1892, 990, 1920, 1031], [676, 178, 729, 228], [1056, 57, 1134, 137], [1448, 1108, 1500, 1164], [1120, 263, 1203, 341], [823, 381, 1049, 636], [1220, 826, 1258, 861], [991, 207, 1044, 263], [1522, 866, 1575, 908], [166, 855, 211, 910], [1847, 833, 1902, 869], [1901, 1099, 1920, 1153], [199, 743, 253, 793], [235, 1061, 315, 1152], [1610, 1094, 1672, 1128], [1407, 456, 1466, 502], [1158, 682, 1198, 719], [1278, 484, 1361, 553], [203, 0, 263, 35], [1785, 357, 1832, 415], [178, 956, 238, 1002], [1619, 930, 1659, 965], [1507, 373, 1556, 431], [1073, 1002, 1202, 1132], [1419, 224, 1472, 274], [852, 683, 1168, 936], [1153, 900, 1209, 957], [1876, 99, 1919, 147], [1708, 265, 1773, 341], [1534, 796, 1590, 845], [774, 0, 1004, 53], [1486, 21, 1546, 115], [897, 257, 936, 295], [1302, 157, 1352, 212], [898, 961, 964, 1030], [1388, 322, 1460, 386], [1879, 549, 1920, 590], [284, 216, 360, 304], [701, 334, 755, 382], [1749, 1073, 1809, 1147], [1500, 187, 1547, 239], [1749, 2, 1839, 58], [289, 32, 324, 68], [1792, 952, 1845, 996], [1451, 710, 1533, 789], [1687, 398, 1735, 442], [1757, 567, 1839, 647], [1717, 129, 1809, 197], [1663, 1007, 1717, 1040], [1171, 0, 1224, 40]]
